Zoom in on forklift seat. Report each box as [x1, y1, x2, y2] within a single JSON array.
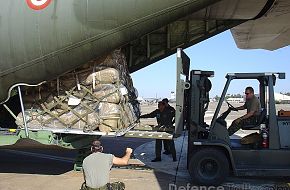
[[241, 109, 267, 130]]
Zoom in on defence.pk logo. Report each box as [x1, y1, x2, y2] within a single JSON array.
[[26, 0, 52, 10]]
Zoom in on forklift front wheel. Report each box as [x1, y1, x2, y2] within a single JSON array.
[[189, 148, 229, 186]]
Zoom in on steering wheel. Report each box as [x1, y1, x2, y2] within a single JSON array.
[[226, 101, 238, 111]]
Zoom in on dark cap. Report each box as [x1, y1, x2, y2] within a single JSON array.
[[158, 101, 165, 105], [162, 98, 169, 103], [91, 140, 102, 147], [91, 140, 103, 152]]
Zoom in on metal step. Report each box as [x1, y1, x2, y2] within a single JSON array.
[[124, 130, 173, 139]]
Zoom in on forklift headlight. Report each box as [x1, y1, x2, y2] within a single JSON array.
[[278, 73, 285, 79]]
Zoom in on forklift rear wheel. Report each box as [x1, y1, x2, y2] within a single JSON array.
[[189, 148, 229, 186]]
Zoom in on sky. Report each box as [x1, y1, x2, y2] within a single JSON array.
[[131, 30, 290, 99]]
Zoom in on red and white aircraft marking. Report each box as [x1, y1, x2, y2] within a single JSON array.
[[26, 0, 52, 10]]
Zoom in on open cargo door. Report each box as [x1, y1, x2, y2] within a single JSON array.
[[175, 48, 190, 136]]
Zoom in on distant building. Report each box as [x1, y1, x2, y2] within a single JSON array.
[[214, 92, 290, 104], [137, 96, 145, 103], [227, 97, 244, 103], [164, 91, 176, 103], [274, 93, 290, 103], [170, 91, 176, 100]]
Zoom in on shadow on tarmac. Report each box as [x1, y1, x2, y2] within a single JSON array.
[[0, 138, 78, 175], [0, 146, 77, 175], [0, 136, 150, 176]]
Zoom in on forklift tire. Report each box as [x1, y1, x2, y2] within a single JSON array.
[[188, 148, 229, 186]]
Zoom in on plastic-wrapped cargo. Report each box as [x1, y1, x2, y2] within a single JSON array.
[[93, 84, 122, 104], [16, 50, 140, 134], [85, 68, 120, 85]]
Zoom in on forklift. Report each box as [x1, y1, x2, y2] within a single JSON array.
[[174, 48, 290, 185]]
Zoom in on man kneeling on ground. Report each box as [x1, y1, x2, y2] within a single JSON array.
[[81, 140, 133, 190]]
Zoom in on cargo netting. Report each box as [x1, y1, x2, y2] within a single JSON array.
[[16, 50, 140, 134]]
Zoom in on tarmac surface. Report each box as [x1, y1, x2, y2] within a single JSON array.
[[0, 102, 290, 190]]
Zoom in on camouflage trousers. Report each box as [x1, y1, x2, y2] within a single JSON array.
[[80, 182, 125, 190], [228, 116, 257, 136]]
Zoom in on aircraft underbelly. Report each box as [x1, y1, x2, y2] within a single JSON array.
[[0, 0, 271, 103]]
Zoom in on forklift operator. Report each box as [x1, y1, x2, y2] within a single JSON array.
[[228, 86, 261, 136]]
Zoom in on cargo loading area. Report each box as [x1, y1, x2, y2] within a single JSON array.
[[1, 102, 290, 189]]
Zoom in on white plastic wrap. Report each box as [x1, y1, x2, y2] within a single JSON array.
[[93, 84, 122, 104], [85, 68, 120, 85]]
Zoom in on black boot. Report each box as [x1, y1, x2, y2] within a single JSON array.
[[173, 155, 177, 162], [163, 151, 171, 155], [151, 157, 161, 162]]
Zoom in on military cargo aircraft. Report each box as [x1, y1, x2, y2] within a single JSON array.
[[0, 0, 289, 150]]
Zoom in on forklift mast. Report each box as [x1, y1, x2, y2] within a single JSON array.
[[175, 49, 214, 135], [187, 70, 214, 161], [174, 48, 190, 136], [175, 48, 214, 161], [189, 70, 214, 128]]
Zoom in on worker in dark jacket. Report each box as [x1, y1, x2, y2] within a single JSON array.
[[162, 98, 175, 117], [162, 98, 176, 156], [140, 101, 177, 162]]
